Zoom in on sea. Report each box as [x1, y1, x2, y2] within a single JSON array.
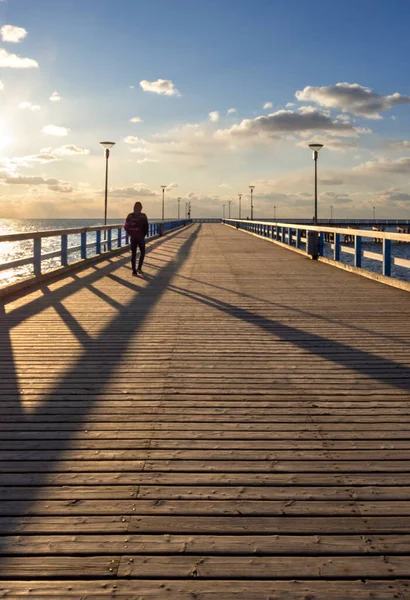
[[0, 218, 410, 288]]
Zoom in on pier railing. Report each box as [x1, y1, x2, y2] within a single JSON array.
[[0, 219, 187, 294], [223, 218, 410, 290]]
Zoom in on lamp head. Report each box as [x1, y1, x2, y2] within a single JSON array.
[[249, 185, 255, 191], [100, 141, 116, 150], [309, 143, 324, 152]]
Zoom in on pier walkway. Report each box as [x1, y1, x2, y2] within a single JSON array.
[[1, 223, 410, 598]]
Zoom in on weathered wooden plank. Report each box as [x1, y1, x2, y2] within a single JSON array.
[[0, 533, 407, 555], [0, 556, 120, 577], [3, 484, 410, 501], [0, 580, 406, 599], [0, 516, 129, 533], [129, 515, 410, 534], [117, 554, 410, 578]]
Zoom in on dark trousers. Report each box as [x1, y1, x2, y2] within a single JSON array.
[[131, 237, 146, 271]]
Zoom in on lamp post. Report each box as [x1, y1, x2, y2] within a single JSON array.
[[223, 204, 225, 219], [228, 200, 232, 219], [161, 186, 167, 221], [274, 205, 276, 221], [177, 197, 181, 219], [100, 141, 116, 231], [308, 143, 324, 225], [238, 193, 242, 219], [373, 206, 376, 221], [249, 185, 255, 220]]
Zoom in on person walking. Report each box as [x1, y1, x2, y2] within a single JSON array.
[[124, 201, 149, 276]]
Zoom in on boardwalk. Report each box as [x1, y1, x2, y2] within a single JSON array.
[[1, 222, 410, 598]]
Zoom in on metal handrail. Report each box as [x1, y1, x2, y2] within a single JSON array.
[[0, 220, 188, 284], [223, 218, 410, 279]]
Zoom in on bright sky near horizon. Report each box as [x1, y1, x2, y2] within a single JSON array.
[[1, 0, 410, 219]]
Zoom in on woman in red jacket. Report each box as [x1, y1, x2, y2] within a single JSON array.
[[124, 202, 149, 276]]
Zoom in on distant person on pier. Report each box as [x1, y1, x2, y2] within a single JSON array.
[[124, 201, 149, 276]]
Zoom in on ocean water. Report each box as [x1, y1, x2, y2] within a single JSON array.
[[0, 219, 409, 288]]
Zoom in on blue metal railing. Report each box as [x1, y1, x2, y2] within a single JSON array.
[[223, 218, 410, 283], [0, 220, 188, 286]]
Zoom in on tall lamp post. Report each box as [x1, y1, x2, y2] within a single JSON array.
[[177, 197, 181, 219], [228, 200, 232, 219], [161, 186, 167, 221], [238, 193, 242, 219], [100, 141, 116, 230], [249, 185, 255, 220], [308, 143, 324, 225], [373, 206, 376, 221], [274, 206, 276, 221]]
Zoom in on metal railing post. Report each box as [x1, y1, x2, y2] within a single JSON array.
[[96, 230, 101, 254], [354, 235, 362, 268], [334, 233, 340, 261], [383, 239, 391, 276], [33, 238, 41, 276], [61, 234, 68, 267], [81, 232, 87, 259]]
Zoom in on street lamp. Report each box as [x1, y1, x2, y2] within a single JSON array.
[[228, 200, 232, 219], [274, 206, 276, 221], [161, 186, 167, 221], [373, 206, 376, 221], [308, 143, 324, 225], [249, 185, 255, 220], [238, 193, 242, 219], [100, 142, 115, 229], [177, 197, 181, 219]]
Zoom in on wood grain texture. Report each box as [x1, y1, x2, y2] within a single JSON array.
[[0, 222, 410, 596]]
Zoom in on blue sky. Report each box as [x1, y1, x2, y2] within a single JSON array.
[[1, 0, 410, 218]]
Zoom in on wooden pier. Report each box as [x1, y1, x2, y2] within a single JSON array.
[[1, 223, 410, 598]]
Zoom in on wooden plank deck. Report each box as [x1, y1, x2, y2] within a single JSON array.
[[1, 222, 410, 598]]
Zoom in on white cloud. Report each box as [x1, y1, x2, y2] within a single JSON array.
[[124, 135, 145, 144], [354, 156, 410, 174], [109, 185, 157, 198], [296, 82, 410, 119], [227, 108, 236, 114], [42, 125, 70, 136], [215, 108, 356, 140], [285, 102, 295, 108], [2, 173, 72, 192], [135, 157, 158, 164], [1, 25, 28, 43], [50, 145, 90, 156], [263, 102, 273, 109], [19, 102, 41, 111], [49, 91, 61, 102], [386, 140, 410, 150], [129, 85, 135, 89], [130, 147, 150, 154], [167, 182, 178, 189], [209, 111, 220, 122], [219, 183, 233, 189], [129, 117, 143, 123], [0, 47, 38, 68], [140, 78, 180, 96], [379, 188, 410, 203]]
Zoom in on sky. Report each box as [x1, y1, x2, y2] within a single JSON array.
[[1, 0, 410, 219]]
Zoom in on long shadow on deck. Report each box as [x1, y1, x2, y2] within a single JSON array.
[[160, 281, 410, 395], [0, 224, 200, 554]]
